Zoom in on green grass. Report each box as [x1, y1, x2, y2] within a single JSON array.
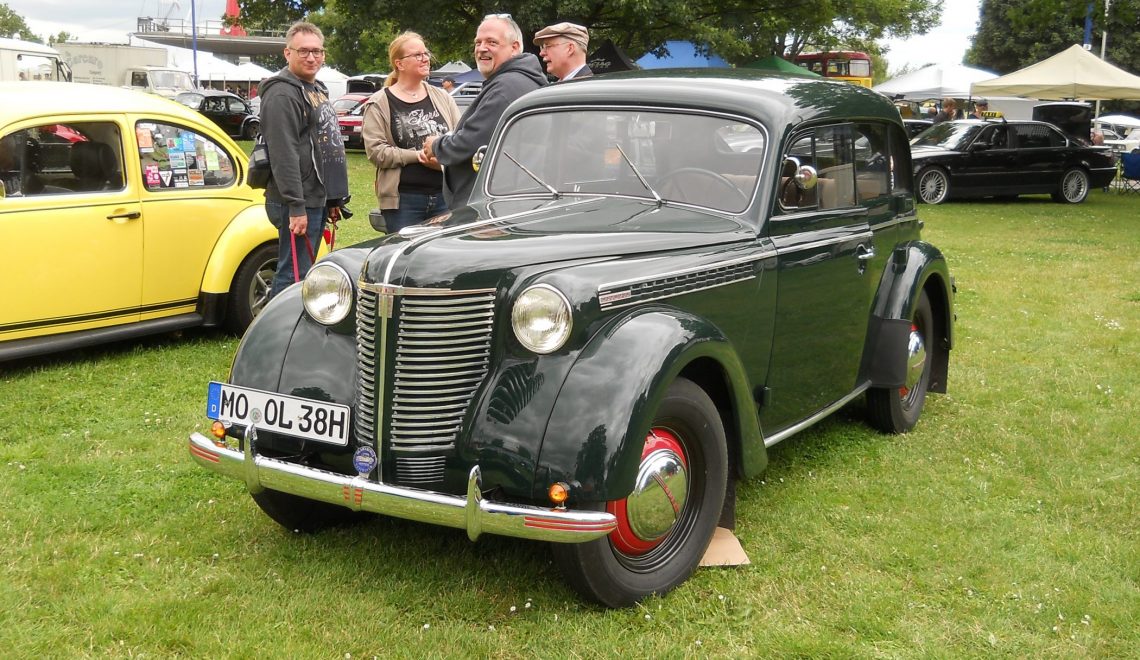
[[2, 168, 1138, 656]]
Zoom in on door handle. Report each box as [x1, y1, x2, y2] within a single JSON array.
[[106, 211, 141, 221], [855, 244, 876, 261]]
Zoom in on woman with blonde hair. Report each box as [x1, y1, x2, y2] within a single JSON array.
[[362, 31, 461, 232]]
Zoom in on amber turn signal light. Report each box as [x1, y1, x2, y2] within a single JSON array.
[[210, 421, 227, 444], [548, 482, 570, 505]]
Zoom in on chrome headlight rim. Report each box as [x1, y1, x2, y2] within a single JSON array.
[[301, 262, 354, 325], [511, 283, 573, 354]]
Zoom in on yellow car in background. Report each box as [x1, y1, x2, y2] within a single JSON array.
[[0, 82, 278, 361]]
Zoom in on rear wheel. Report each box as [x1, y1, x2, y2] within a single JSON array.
[[1052, 167, 1089, 203], [552, 378, 727, 607], [867, 292, 934, 433], [226, 243, 276, 334], [243, 120, 261, 141], [916, 167, 950, 204]]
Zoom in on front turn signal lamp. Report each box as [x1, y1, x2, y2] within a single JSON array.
[[548, 482, 570, 506], [210, 421, 227, 445]]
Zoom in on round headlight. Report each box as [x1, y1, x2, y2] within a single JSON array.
[[302, 262, 353, 325], [512, 284, 572, 354]]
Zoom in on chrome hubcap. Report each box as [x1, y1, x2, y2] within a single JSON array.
[[626, 447, 688, 542], [902, 323, 927, 399]]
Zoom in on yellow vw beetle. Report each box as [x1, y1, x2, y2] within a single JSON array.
[[0, 82, 279, 361]]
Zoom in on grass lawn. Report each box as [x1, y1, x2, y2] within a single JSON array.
[[1, 155, 1137, 656]]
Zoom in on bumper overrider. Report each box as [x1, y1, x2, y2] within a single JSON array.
[[187, 431, 618, 543]]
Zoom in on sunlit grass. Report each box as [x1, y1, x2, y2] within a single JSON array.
[[1, 179, 1137, 655]]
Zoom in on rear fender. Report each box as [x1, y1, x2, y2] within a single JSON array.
[[862, 241, 954, 393], [535, 308, 764, 503]]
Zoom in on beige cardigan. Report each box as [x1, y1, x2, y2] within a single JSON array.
[[362, 83, 462, 210]]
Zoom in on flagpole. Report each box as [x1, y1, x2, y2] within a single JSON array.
[[191, 0, 199, 88], [1095, 0, 1112, 119]]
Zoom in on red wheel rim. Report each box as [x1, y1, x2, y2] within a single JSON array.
[[607, 428, 688, 556]]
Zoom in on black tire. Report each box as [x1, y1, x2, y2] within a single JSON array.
[[251, 488, 365, 533], [1052, 167, 1089, 203], [226, 243, 276, 334], [552, 377, 727, 607], [243, 120, 261, 141], [866, 291, 934, 433], [916, 167, 950, 204]]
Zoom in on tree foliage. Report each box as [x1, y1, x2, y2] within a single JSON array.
[[235, 0, 940, 75], [0, 2, 38, 41]]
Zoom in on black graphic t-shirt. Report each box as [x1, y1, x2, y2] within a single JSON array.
[[305, 80, 349, 203], [386, 89, 449, 194]]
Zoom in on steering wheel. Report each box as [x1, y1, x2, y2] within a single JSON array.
[[657, 167, 749, 209]]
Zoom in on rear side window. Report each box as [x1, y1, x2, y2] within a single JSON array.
[[781, 125, 857, 211], [1, 121, 124, 196], [1015, 124, 1065, 149], [136, 121, 236, 191]]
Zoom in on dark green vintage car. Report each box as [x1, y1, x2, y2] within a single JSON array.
[[188, 70, 955, 607]]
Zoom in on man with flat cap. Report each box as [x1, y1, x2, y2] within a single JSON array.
[[534, 22, 592, 81]]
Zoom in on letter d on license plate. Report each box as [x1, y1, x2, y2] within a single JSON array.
[[206, 381, 351, 446]]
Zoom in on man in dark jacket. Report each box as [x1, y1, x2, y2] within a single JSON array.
[[260, 21, 349, 298], [423, 15, 546, 207]]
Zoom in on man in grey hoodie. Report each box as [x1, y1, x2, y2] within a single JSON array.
[[423, 15, 546, 207], [260, 21, 349, 298]]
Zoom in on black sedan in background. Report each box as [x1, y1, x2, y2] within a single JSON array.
[[911, 120, 1116, 204], [175, 90, 260, 140]]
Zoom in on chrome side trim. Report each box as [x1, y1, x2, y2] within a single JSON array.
[[770, 230, 874, 254], [763, 383, 871, 448], [597, 251, 774, 310], [189, 433, 617, 543]]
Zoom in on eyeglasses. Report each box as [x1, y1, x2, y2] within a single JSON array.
[[539, 41, 572, 52], [290, 47, 325, 58], [400, 51, 432, 62]]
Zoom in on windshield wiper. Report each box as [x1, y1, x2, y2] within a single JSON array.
[[501, 151, 559, 198], [615, 143, 663, 207]]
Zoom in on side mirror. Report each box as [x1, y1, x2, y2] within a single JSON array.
[[969, 142, 990, 152], [472, 145, 487, 173]]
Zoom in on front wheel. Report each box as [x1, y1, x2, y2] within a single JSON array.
[[1052, 167, 1089, 203], [866, 291, 934, 433], [226, 243, 276, 334], [552, 377, 727, 607], [916, 167, 950, 204]]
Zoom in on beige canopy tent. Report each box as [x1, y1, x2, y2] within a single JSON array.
[[971, 44, 1140, 101]]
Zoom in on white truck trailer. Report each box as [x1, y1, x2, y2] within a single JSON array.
[[55, 42, 195, 97]]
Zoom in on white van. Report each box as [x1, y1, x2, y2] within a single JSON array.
[[0, 37, 70, 82]]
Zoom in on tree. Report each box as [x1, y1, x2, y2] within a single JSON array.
[[1, 2, 38, 41], [235, 0, 941, 76]]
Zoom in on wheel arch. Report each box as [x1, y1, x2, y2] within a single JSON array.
[[860, 241, 955, 393], [536, 308, 765, 503], [199, 204, 278, 296]]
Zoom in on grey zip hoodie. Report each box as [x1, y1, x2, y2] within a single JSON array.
[[434, 53, 547, 207], [259, 68, 328, 217]]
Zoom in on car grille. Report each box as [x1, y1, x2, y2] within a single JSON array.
[[355, 287, 496, 486]]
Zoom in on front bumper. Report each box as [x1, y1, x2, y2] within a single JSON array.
[[188, 432, 617, 543]]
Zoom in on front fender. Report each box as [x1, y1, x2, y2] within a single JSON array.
[[200, 203, 277, 295], [862, 240, 954, 392], [534, 307, 763, 502]]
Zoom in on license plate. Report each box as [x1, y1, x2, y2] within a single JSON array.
[[206, 382, 351, 446]]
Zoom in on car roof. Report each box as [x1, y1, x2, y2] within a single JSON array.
[[509, 69, 903, 127], [0, 81, 211, 126]]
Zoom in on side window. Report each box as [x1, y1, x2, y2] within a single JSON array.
[[1015, 124, 1061, 149], [1, 121, 123, 196], [853, 123, 890, 202], [136, 121, 236, 191], [228, 98, 247, 113], [781, 125, 856, 212], [889, 123, 913, 194]]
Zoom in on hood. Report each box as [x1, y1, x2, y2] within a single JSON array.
[[910, 144, 963, 160], [487, 53, 548, 88], [363, 197, 753, 289]]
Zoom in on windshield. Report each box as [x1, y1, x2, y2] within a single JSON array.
[[910, 122, 985, 150], [486, 109, 766, 214], [152, 70, 195, 90]]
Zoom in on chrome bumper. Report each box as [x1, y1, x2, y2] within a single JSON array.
[[188, 432, 617, 543]]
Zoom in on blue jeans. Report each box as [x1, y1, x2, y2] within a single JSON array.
[[266, 201, 325, 299], [384, 191, 448, 233]]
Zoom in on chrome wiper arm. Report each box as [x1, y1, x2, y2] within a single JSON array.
[[615, 143, 662, 206], [501, 151, 559, 198]]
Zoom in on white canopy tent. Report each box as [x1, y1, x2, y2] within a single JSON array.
[[971, 45, 1140, 101], [316, 66, 348, 100], [1096, 113, 1140, 129], [873, 64, 997, 100]]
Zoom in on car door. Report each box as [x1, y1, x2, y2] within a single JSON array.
[[760, 123, 875, 433], [1011, 123, 1067, 190], [1, 117, 143, 342], [132, 116, 244, 320], [958, 124, 1018, 192]]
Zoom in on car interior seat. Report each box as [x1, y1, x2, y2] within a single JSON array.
[[69, 142, 122, 192]]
